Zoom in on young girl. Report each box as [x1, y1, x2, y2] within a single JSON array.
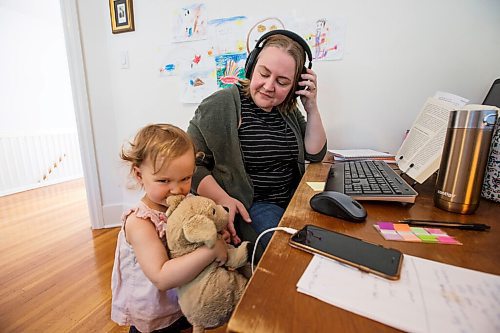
[[111, 124, 228, 333]]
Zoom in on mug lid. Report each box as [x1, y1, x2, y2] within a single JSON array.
[[449, 105, 498, 129]]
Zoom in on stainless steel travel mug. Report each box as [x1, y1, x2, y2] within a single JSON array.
[[434, 107, 498, 214]]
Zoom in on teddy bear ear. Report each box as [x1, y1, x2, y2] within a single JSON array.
[[165, 194, 186, 217]]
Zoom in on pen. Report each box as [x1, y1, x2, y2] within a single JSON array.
[[398, 219, 491, 231]]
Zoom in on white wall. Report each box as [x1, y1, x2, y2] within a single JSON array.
[[73, 0, 500, 228], [0, 0, 76, 132], [0, 0, 83, 196]]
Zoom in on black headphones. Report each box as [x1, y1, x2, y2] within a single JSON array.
[[244, 29, 313, 92]]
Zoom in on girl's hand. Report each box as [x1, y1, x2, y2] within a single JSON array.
[[296, 68, 319, 114], [212, 238, 228, 266], [220, 228, 231, 244], [216, 196, 251, 245]]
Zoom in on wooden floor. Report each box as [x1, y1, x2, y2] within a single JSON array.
[[0, 179, 127, 332], [0, 180, 228, 332]]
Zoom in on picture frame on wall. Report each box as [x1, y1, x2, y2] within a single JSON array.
[[109, 0, 135, 34]]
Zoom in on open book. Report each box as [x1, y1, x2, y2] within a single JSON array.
[[396, 92, 469, 183]]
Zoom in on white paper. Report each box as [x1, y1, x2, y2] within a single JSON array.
[[329, 149, 394, 158], [434, 91, 469, 107], [297, 254, 500, 333], [171, 4, 208, 43]]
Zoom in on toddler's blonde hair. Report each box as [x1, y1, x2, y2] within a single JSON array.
[[121, 124, 195, 176]]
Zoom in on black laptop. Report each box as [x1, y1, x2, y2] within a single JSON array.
[[483, 78, 500, 107]]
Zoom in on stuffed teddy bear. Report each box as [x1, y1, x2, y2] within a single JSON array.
[[165, 194, 252, 333]]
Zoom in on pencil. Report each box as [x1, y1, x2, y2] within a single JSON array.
[[398, 219, 490, 231]]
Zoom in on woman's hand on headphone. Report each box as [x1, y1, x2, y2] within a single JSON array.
[[296, 68, 319, 114]]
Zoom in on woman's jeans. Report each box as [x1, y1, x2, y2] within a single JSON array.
[[248, 201, 285, 249]]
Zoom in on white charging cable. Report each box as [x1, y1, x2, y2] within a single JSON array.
[[251, 226, 298, 274]]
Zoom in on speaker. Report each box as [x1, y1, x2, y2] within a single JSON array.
[[244, 29, 313, 92]]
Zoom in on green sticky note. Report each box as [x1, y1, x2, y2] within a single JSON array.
[[417, 234, 438, 243], [410, 227, 428, 235]]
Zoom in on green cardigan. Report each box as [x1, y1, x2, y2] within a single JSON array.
[[187, 85, 327, 209]]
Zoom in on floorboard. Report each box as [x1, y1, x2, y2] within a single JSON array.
[[0, 179, 228, 332]]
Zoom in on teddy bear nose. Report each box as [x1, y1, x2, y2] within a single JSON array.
[[222, 206, 230, 212]]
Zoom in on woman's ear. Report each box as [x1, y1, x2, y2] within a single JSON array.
[[133, 165, 143, 184]]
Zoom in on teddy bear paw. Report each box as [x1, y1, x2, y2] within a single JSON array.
[[225, 241, 253, 270]]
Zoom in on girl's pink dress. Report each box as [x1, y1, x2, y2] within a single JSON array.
[[111, 201, 183, 332]]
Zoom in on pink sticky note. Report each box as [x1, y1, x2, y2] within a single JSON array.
[[378, 222, 395, 230], [426, 228, 447, 235], [438, 236, 462, 245]]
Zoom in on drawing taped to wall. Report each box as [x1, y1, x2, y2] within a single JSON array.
[[289, 18, 346, 61], [206, 16, 248, 89], [158, 41, 214, 77], [156, 40, 218, 103], [180, 68, 217, 103], [215, 53, 247, 89], [165, 2, 347, 103], [172, 3, 208, 42], [208, 16, 248, 55], [246, 17, 286, 53], [157, 45, 180, 76]]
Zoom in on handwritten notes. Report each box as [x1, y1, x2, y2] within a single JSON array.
[[297, 254, 500, 333]]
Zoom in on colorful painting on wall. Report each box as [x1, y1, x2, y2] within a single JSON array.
[[215, 53, 247, 89]]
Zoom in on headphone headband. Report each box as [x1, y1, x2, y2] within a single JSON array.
[[245, 29, 313, 80], [253, 30, 312, 68]]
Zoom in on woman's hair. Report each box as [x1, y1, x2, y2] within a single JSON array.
[[121, 123, 195, 176], [239, 34, 306, 114]]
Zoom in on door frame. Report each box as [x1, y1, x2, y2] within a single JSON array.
[[60, 0, 104, 229]]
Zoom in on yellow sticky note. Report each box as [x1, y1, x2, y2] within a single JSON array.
[[307, 182, 325, 192]]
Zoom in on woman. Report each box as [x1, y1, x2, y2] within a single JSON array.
[[187, 30, 327, 252]]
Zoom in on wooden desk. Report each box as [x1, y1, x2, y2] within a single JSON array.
[[228, 162, 499, 333]]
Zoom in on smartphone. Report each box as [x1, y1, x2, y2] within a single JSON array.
[[289, 225, 403, 280]]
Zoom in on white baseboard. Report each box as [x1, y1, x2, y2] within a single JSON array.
[[101, 203, 126, 229]]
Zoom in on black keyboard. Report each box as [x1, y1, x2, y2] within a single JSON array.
[[324, 160, 418, 203]]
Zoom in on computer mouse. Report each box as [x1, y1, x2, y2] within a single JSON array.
[[310, 191, 367, 222]]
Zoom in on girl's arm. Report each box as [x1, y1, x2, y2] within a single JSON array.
[[126, 214, 227, 291]]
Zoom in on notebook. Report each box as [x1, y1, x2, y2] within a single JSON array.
[[329, 149, 395, 161]]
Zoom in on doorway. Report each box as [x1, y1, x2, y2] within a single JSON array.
[[0, 0, 103, 228]]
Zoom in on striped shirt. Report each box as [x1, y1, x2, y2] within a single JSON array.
[[238, 90, 300, 207]]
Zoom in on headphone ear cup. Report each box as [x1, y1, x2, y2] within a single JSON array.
[[295, 66, 308, 93], [245, 47, 261, 79]]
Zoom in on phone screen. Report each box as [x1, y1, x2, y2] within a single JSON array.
[[290, 225, 403, 279]]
